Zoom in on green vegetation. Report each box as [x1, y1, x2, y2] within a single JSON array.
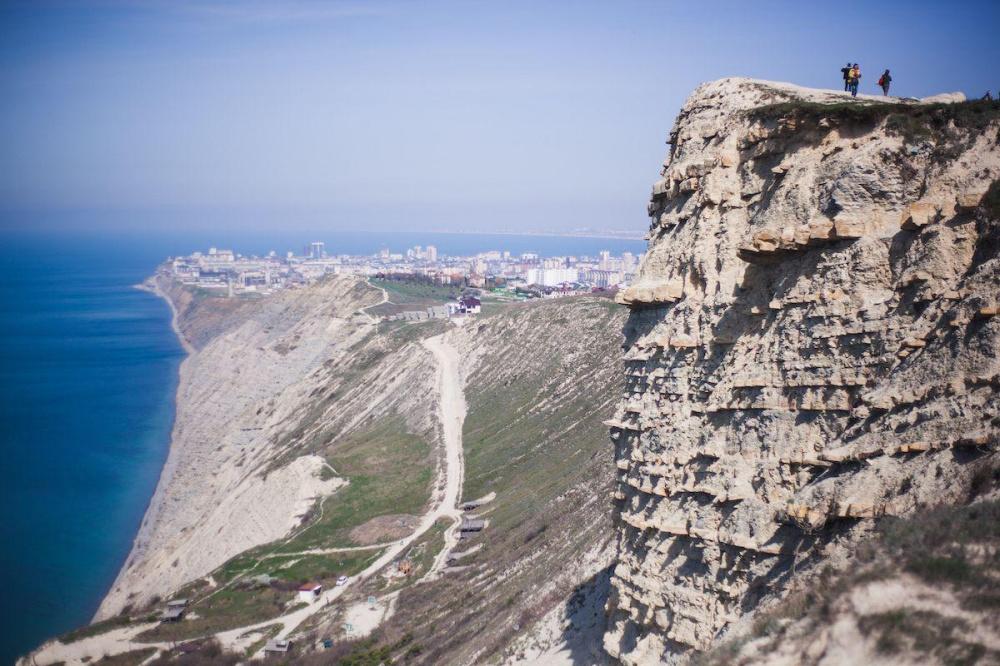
[[860, 609, 990, 665], [299, 631, 422, 665], [278, 416, 433, 551], [139, 413, 430, 642], [262, 550, 384, 582], [380, 318, 451, 345], [370, 278, 460, 303], [149, 639, 239, 666], [746, 99, 1000, 166], [369, 277, 461, 318], [461, 299, 622, 524], [879, 500, 1000, 608], [365, 297, 626, 664], [134, 586, 293, 642], [747, 98, 1000, 138], [176, 415, 431, 638]]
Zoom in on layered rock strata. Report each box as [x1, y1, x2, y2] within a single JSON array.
[[604, 78, 1000, 663]]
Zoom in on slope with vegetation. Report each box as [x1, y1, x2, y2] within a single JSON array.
[[25, 279, 628, 665]]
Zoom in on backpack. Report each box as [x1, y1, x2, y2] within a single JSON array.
[[878, 74, 886, 86]]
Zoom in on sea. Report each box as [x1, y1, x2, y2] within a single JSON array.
[[0, 228, 646, 664]]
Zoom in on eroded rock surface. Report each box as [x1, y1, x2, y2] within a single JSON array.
[[605, 78, 1000, 664]]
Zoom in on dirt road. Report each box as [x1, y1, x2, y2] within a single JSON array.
[[25, 328, 467, 665], [224, 330, 467, 652]]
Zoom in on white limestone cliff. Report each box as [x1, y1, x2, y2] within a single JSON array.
[[605, 78, 1000, 664]]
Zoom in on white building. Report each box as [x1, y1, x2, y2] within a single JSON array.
[[297, 583, 322, 603], [526, 268, 579, 287], [583, 268, 623, 288]]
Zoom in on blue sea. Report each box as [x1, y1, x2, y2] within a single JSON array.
[[0, 228, 645, 663]]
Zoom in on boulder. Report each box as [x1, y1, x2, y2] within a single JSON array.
[[832, 215, 865, 239], [901, 201, 939, 229], [956, 192, 985, 210]]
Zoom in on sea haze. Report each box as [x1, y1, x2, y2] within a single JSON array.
[[0, 227, 644, 662]]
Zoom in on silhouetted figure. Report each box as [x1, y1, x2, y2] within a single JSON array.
[[841, 62, 852, 91], [984, 91, 994, 101], [878, 69, 892, 96]]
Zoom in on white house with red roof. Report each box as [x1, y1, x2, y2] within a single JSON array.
[[297, 583, 322, 603]]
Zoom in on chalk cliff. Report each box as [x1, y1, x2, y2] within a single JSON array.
[[605, 78, 1000, 663]]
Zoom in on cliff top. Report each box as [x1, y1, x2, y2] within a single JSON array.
[[685, 77, 966, 114]]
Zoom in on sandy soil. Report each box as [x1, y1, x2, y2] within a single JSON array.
[[342, 594, 399, 639], [349, 514, 420, 545], [22, 624, 167, 666]]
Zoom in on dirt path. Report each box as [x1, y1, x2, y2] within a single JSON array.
[[220, 329, 466, 653], [357, 284, 389, 326], [26, 328, 467, 666]]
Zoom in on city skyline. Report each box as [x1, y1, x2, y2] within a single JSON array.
[[166, 239, 642, 295]]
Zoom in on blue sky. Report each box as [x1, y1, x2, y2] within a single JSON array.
[[1, 0, 998, 233]]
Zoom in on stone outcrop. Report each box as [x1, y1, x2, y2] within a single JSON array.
[[604, 78, 1000, 664]]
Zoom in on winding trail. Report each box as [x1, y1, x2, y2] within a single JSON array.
[[223, 329, 467, 653], [24, 327, 467, 666], [357, 284, 389, 330]]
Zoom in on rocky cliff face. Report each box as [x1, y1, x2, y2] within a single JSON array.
[[604, 78, 1000, 664]]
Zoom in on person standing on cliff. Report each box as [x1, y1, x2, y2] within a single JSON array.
[[841, 62, 852, 91], [849, 63, 861, 97], [878, 69, 892, 96]]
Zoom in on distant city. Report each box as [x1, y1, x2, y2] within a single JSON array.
[[164, 241, 643, 298]]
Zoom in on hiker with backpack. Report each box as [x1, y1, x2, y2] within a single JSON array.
[[841, 62, 852, 91], [878, 69, 892, 96], [848, 63, 861, 97]]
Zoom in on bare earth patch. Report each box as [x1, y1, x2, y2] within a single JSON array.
[[349, 514, 419, 545]]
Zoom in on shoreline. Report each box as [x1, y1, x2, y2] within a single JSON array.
[[134, 276, 195, 355], [96, 276, 195, 620]]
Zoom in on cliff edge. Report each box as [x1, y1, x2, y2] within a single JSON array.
[[605, 78, 1000, 663]]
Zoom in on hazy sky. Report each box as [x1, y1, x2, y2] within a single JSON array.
[[1, 0, 998, 233]]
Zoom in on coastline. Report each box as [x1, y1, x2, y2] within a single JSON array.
[[94, 275, 361, 619], [134, 276, 195, 356], [97, 276, 195, 620]]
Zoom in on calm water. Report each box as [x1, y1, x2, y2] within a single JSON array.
[[0, 228, 645, 663]]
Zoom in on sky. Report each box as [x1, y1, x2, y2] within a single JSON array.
[[1, 0, 998, 234]]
